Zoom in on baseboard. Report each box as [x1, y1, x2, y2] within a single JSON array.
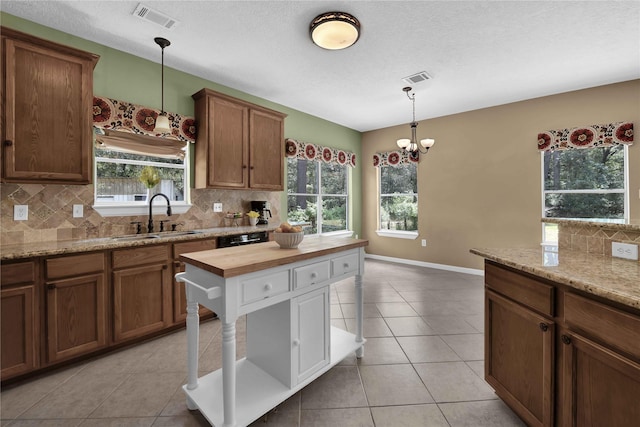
[[364, 253, 484, 276]]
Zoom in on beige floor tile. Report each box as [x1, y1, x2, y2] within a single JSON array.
[[441, 333, 484, 361], [371, 404, 449, 427], [464, 314, 485, 332], [355, 337, 409, 365], [414, 362, 496, 403], [359, 364, 434, 406], [299, 408, 373, 427], [466, 360, 485, 378], [3, 420, 83, 427], [330, 318, 347, 331], [340, 303, 381, 318], [384, 316, 437, 336], [409, 299, 482, 316], [344, 317, 392, 337], [397, 336, 461, 363], [300, 366, 367, 409], [151, 414, 212, 427], [438, 400, 526, 426], [89, 373, 186, 418], [422, 315, 480, 335], [79, 418, 155, 426], [375, 302, 418, 317], [330, 304, 343, 319]]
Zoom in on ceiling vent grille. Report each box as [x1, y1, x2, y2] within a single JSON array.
[[402, 71, 432, 85], [133, 3, 179, 29]]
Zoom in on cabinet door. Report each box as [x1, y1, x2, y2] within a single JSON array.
[[1, 285, 37, 378], [45, 273, 107, 362], [560, 332, 640, 427], [1, 30, 97, 184], [249, 108, 284, 190], [292, 286, 330, 385], [173, 240, 217, 323], [113, 263, 172, 342], [486, 290, 554, 427]]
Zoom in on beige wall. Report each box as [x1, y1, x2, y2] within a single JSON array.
[[361, 80, 640, 270]]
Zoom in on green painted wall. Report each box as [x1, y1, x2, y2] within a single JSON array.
[[1, 13, 363, 236]]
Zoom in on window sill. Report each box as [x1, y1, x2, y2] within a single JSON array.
[[93, 203, 192, 217], [320, 230, 353, 238], [375, 230, 418, 239]]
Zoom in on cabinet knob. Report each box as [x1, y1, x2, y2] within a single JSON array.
[[292, 339, 300, 347], [561, 335, 572, 345], [343, 263, 349, 268], [162, 264, 168, 270], [539, 322, 548, 332], [264, 283, 272, 291], [242, 165, 247, 169], [310, 272, 317, 279], [47, 284, 56, 290], [4, 140, 13, 146]]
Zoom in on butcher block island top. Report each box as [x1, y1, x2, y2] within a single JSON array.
[[180, 236, 369, 278]]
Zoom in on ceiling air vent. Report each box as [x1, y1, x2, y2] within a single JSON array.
[[133, 3, 179, 29], [402, 71, 432, 85]]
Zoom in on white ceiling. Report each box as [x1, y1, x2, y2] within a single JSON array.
[[3, 1, 639, 132]]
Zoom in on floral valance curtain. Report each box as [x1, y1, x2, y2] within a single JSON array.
[[285, 138, 356, 167], [537, 121, 633, 151], [93, 96, 196, 144], [373, 150, 419, 167]]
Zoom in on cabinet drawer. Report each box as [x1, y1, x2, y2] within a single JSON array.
[[113, 245, 169, 269], [564, 292, 640, 359], [173, 239, 216, 258], [294, 261, 330, 290], [241, 271, 289, 305], [46, 253, 105, 280], [485, 262, 554, 316], [1, 261, 36, 287], [331, 254, 359, 278]]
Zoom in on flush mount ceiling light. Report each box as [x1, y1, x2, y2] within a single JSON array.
[[153, 36, 171, 134], [396, 86, 435, 154], [310, 11, 360, 50]]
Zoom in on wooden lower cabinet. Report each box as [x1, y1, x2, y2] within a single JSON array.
[[45, 253, 107, 363], [485, 261, 640, 427], [112, 245, 172, 342], [172, 240, 217, 323], [1, 260, 38, 380]]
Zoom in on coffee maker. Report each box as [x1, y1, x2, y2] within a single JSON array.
[[250, 201, 272, 225]]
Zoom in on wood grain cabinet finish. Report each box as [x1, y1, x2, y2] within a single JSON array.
[[1, 27, 99, 184], [112, 245, 172, 342], [172, 239, 217, 323], [485, 261, 640, 427], [44, 253, 107, 362], [192, 88, 286, 191], [1, 261, 38, 379]]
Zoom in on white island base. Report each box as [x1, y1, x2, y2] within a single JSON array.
[[184, 327, 364, 427]]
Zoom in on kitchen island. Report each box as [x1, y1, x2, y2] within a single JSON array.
[[471, 243, 640, 427], [176, 236, 368, 427]]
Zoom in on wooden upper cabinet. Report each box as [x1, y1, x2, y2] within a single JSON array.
[[192, 88, 286, 190], [1, 27, 99, 184]]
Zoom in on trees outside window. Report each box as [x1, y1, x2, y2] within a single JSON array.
[[542, 145, 627, 242], [379, 163, 418, 231], [286, 158, 348, 234]]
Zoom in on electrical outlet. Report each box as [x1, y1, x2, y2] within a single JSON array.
[[612, 242, 639, 261], [73, 204, 84, 218], [421, 239, 427, 247], [14, 205, 28, 221], [213, 202, 223, 212]]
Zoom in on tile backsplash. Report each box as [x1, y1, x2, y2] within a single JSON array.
[[1, 183, 280, 245], [557, 221, 640, 259]]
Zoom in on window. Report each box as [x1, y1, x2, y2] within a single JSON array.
[[379, 162, 418, 232], [542, 145, 628, 242], [286, 158, 348, 235]]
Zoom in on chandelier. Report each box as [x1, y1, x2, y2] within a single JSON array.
[[396, 87, 435, 154]]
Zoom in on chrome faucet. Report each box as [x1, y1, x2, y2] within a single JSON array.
[[148, 193, 172, 233]]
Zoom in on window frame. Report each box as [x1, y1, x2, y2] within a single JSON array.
[[286, 158, 351, 236], [540, 145, 629, 243], [376, 162, 419, 240]]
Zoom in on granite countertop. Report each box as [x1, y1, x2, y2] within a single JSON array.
[[0, 225, 277, 261], [470, 247, 640, 310]]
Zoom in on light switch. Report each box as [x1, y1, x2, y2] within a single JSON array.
[[14, 205, 28, 221]]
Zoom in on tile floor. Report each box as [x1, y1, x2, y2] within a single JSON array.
[[1, 260, 525, 426]]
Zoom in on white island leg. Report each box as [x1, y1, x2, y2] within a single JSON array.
[[222, 319, 237, 427], [185, 289, 200, 410], [354, 273, 364, 358]]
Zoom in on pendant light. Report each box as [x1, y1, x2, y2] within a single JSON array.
[[396, 87, 435, 154], [153, 37, 171, 134], [310, 12, 360, 50]]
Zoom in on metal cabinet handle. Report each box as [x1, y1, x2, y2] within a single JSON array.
[[539, 322, 548, 332], [561, 335, 571, 345], [4, 140, 13, 146], [292, 339, 300, 347], [264, 283, 272, 291]]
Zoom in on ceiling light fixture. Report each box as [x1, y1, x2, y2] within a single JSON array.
[[396, 87, 435, 154], [310, 11, 360, 50], [153, 37, 171, 134]]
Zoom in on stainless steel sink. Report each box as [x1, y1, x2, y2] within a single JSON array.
[[111, 230, 202, 241], [155, 230, 202, 237]]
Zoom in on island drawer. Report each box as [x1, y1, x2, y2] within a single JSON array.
[[485, 262, 554, 317], [564, 292, 640, 358], [241, 271, 289, 305], [293, 261, 330, 290], [331, 254, 359, 278], [46, 252, 105, 280], [1, 261, 36, 287]]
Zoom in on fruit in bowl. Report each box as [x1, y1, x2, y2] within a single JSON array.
[[273, 222, 304, 248]]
